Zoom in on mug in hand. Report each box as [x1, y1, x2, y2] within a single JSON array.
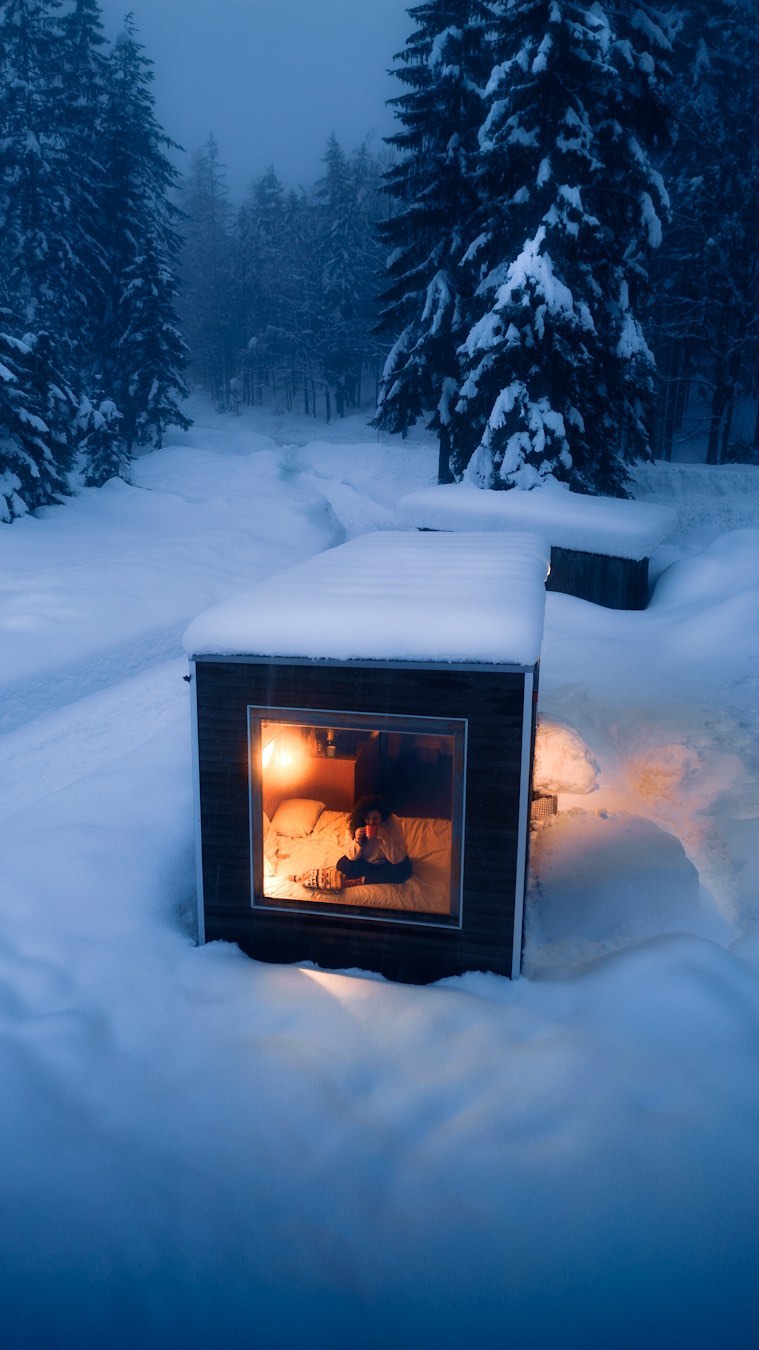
[[365, 823, 378, 838]]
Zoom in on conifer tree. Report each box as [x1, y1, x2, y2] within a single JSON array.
[[457, 0, 672, 496], [78, 392, 126, 486], [0, 0, 66, 330], [0, 300, 66, 520], [56, 0, 112, 374], [0, 1, 106, 387], [652, 0, 758, 463], [97, 15, 189, 461], [236, 165, 291, 399], [23, 327, 78, 474], [116, 241, 191, 450], [0, 2, 191, 516], [373, 1, 493, 480], [277, 186, 326, 414], [178, 134, 238, 403], [0, 0, 88, 482], [316, 135, 382, 415]]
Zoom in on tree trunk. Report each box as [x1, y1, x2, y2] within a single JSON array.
[[720, 396, 735, 462], [438, 425, 454, 483], [673, 341, 691, 434], [653, 339, 676, 461], [707, 365, 727, 465]]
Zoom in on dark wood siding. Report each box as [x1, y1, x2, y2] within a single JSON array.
[[195, 659, 532, 983], [547, 546, 649, 609]]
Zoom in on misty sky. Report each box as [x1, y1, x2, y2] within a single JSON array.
[[98, 0, 413, 198]]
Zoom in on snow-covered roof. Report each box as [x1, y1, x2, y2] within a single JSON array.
[[184, 530, 549, 667], [397, 483, 676, 561]]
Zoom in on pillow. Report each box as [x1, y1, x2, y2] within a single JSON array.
[[270, 798, 325, 838]]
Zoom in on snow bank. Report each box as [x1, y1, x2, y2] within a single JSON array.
[[525, 810, 733, 969], [183, 530, 550, 667], [633, 460, 759, 549], [534, 718, 599, 794], [397, 481, 676, 559], [650, 528, 759, 609]]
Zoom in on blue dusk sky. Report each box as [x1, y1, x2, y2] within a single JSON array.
[[98, 0, 412, 197]]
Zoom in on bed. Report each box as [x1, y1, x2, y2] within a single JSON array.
[[262, 799, 453, 916]]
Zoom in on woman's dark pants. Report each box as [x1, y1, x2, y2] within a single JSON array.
[[336, 855, 412, 884]]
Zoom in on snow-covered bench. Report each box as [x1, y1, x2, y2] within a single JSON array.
[[397, 483, 677, 609]]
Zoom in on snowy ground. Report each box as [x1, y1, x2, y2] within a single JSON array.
[[1, 393, 757, 1349]]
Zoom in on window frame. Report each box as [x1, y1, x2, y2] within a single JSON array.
[[247, 704, 467, 929]]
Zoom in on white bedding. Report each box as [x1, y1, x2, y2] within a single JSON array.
[[264, 808, 453, 915]]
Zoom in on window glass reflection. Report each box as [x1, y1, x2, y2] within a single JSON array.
[[255, 717, 462, 920]]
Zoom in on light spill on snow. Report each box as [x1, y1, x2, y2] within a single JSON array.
[[0, 394, 757, 1348]]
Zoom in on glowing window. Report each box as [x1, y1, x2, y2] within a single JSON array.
[[248, 708, 466, 927]]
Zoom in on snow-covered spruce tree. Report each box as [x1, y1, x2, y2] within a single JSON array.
[[97, 16, 189, 461], [23, 327, 78, 474], [373, 1, 493, 481], [77, 391, 126, 486], [236, 165, 292, 402], [116, 241, 192, 450], [56, 0, 112, 375], [457, 0, 672, 496], [0, 301, 67, 521], [178, 134, 238, 404], [652, 0, 758, 463], [0, 1, 106, 381], [316, 135, 383, 417], [0, 0, 66, 331], [277, 185, 331, 415], [0, 0, 90, 499]]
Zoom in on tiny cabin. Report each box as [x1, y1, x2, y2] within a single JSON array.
[[397, 484, 676, 610], [184, 531, 549, 984]]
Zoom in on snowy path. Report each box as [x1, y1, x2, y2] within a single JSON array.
[[0, 623, 187, 737], [0, 658, 188, 822]]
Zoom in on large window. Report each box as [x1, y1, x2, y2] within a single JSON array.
[[248, 707, 466, 926]]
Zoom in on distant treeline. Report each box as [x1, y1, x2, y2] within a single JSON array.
[[177, 133, 388, 421]]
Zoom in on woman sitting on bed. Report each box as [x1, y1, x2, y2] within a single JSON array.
[[336, 794, 412, 885]]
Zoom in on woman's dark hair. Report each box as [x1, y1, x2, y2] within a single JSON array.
[[348, 794, 390, 835]]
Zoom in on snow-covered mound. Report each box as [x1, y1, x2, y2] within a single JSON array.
[[533, 718, 599, 795], [397, 480, 676, 558], [184, 529, 549, 666], [525, 810, 733, 970], [650, 528, 759, 608]]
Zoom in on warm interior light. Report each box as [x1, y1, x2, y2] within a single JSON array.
[[261, 727, 305, 780]]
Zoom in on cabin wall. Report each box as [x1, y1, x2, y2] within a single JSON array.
[[193, 659, 533, 983], [547, 547, 649, 609]]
